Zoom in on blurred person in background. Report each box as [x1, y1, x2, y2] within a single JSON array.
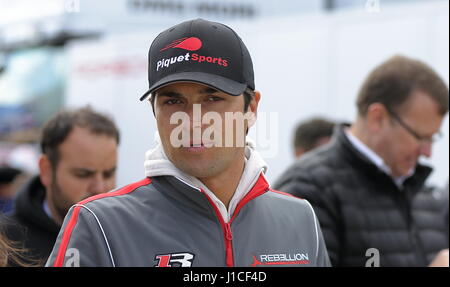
[[3, 106, 120, 265], [0, 143, 39, 215], [0, 167, 22, 214], [274, 55, 449, 267], [293, 117, 335, 158]]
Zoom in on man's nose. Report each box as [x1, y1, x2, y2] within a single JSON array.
[[420, 141, 432, 158], [88, 175, 107, 195]]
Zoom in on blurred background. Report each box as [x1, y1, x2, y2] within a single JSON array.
[[0, 0, 448, 188]]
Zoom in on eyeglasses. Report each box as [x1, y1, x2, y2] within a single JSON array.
[[386, 108, 443, 145]]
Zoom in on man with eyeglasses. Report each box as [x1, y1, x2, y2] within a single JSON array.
[[274, 55, 449, 267]]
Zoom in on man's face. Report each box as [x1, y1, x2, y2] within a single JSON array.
[[153, 82, 258, 179], [378, 90, 444, 177], [43, 126, 118, 220]]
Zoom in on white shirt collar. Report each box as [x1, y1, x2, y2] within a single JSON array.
[[345, 128, 413, 188], [43, 199, 53, 218]]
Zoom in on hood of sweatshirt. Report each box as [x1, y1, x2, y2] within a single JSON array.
[[144, 133, 268, 223]]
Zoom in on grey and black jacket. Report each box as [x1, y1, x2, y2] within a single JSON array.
[[46, 174, 331, 267]]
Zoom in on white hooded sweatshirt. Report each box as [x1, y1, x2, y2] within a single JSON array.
[[144, 133, 268, 223]]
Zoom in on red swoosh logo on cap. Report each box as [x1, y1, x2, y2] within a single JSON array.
[[160, 37, 202, 52]]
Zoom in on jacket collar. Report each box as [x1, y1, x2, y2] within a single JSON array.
[[150, 173, 269, 221], [13, 175, 61, 234]]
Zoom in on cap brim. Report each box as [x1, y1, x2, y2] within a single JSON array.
[[139, 72, 247, 101]]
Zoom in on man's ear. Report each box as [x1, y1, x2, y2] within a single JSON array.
[[39, 155, 53, 189], [247, 91, 261, 128], [366, 103, 388, 132], [295, 148, 305, 159], [249, 91, 261, 113]]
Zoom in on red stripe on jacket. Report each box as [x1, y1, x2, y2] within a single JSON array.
[[53, 178, 152, 267]]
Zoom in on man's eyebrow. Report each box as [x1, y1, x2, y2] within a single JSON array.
[[157, 91, 183, 98], [103, 166, 117, 174], [71, 167, 116, 174], [70, 168, 95, 174]]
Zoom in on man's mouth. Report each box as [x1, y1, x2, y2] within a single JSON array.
[[190, 142, 204, 148], [182, 140, 210, 151]]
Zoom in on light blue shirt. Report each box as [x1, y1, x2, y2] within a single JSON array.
[[43, 199, 53, 218]]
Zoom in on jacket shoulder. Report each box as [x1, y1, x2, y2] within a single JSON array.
[[262, 188, 317, 218], [77, 178, 154, 212]]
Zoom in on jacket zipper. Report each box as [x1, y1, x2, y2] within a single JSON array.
[[224, 222, 234, 267], [201, 189, 235, 267], [199, 174, 269, 267]]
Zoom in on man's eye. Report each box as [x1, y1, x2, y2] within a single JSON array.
[[207, 96, 223, 102], [165, 99, 182, 105], [103, 170, 116, 179]]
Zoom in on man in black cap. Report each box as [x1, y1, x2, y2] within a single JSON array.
[[46, 19, 331, 267]]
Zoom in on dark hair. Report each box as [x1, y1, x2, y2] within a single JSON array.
[[40, 106, 120, 169], [243, 88, 255, 112], [357, 55, 449, 116], [293, 118, 335, 152]]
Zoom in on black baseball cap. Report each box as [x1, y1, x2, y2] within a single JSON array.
[[140, 18, 255, 101]]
